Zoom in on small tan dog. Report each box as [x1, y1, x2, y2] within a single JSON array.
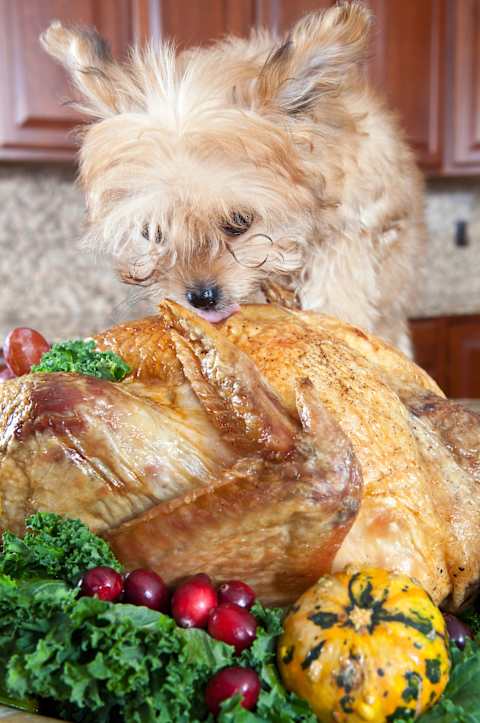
[[41, 1, 425, 354]]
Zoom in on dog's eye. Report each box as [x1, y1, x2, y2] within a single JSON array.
[[221, 212, 253, 237], [141, 224, 163, 244]]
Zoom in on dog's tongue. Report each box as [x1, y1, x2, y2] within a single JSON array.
[[195, 304, 240, 323]]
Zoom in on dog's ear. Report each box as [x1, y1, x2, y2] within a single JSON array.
[[255, 1, 372, 115], [40, 21, 126, 118]]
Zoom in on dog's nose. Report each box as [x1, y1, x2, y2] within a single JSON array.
[[186, 285, 220, 309]]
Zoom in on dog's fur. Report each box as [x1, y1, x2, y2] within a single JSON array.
[[41, 2, 425, 354]]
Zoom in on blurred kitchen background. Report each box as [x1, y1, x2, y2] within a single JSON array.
[[0, 0, 479, 399]]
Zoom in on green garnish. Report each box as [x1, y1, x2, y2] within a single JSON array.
[[0, 513, 122, 586], [5, 513, 479, 722], [0, 514, 315, 722], [460, 608, 480, 638], [31, 339, 131, 381]]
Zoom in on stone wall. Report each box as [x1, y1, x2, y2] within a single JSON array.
[[0, 166, 125, 342], [413, 178, 480, 318]]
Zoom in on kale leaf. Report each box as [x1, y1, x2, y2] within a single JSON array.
[[3, 513, 480, 723], [31, 339, 131, 381], [461, 608, 480, 638], [0, 513, 122, 585], [0, 576, 314, 723], [1, 576, 231, 723], [0, 514, 315, 723]]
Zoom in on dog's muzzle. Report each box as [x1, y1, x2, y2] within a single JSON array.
[[186, 285, 219, 310], [185, 284, 239, 323]]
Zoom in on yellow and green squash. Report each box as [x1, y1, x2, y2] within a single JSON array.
[[278, 567, 450, 722]]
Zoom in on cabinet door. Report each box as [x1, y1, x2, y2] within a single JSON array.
[[255, 1, 334, 34], [448, 317, 480, 399], [367, 0, 446, 172], [135, 0, 255, 47], [445, 0, 480, 174], [410, 317, 448, 392], [0, 0, 134, 161], [137, 0, 335, 47]]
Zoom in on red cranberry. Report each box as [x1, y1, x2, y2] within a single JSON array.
[[171, 573, 218, 628], [444, 613, 473, 650], [205, 666, 260, 716], [208, 603, 257, 653], [218, 580, 255, 610], [123, 569, 169, 612], [4, 327, 50, 376], [80, 566, 124, 602]]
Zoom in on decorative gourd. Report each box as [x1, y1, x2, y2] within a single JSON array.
[[278, 567, 450, 722]]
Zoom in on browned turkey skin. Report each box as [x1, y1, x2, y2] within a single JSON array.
[[0, 301, 479, 609], [0, 302, 361, 605]]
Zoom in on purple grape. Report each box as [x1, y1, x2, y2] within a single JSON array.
[[80, 566, 124, 602], [123, 569, 169, 612], [205, 666, 260, 715], [218, 580, 256, 610], [444, 613, 473, 649]]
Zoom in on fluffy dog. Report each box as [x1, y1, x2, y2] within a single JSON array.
[[41, 1, 425, 354]]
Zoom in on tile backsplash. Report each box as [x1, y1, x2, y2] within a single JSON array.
[[0, 166, 479, 342], [0, 166, 127, 342], [414, 179, 480, 318]]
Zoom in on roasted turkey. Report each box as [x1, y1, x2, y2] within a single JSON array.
[[0, 302, 479, 610]]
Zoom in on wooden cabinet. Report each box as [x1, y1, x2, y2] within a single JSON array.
[[410, 315, 480, 398], [371, 0, 480, 177], [447, 317, 480, 398], [1, 0, 479, 172], [444, 0, 480, 174], [252, 0, 480, 177], [367, 0, 446, 172], [136, 0, 254, 48], [0, 0, 256, 160], [255, 0, 333, 34], [0, 0, 135, 161], [410, 317, 448, 391]]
